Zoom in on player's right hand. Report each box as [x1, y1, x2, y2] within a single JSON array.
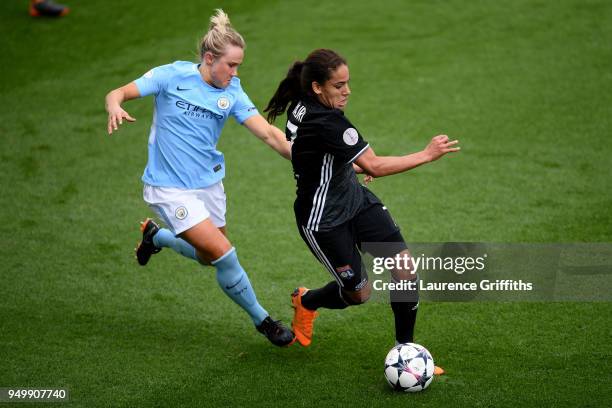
[[424, 134, 460, 162], [107, 107, 136, 135]]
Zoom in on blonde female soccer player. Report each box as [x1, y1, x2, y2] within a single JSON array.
[[105, 10, 294, 347]]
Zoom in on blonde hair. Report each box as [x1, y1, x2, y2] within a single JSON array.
[[199, 9, 245, 59]]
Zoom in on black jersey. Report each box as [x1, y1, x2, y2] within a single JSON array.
[[286, 97, 371, 231]]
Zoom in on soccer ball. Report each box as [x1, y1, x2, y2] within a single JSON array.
[[384, 343, 435, 392]]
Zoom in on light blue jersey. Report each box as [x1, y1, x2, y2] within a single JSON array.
[[134, 61, 258, 189]]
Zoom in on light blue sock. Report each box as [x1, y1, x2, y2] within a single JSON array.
[[212, 248, 269, 325], [152, 228, 200, 262]]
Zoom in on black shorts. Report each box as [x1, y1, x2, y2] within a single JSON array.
[[298, 200, 407, 292]]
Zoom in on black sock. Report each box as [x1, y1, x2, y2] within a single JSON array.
[[390, 278, 419, 343], [391, 301, 418, 343], [302, 281, 349, 310]]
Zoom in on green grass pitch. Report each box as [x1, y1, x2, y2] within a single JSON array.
[[1, 0, 611, 406]]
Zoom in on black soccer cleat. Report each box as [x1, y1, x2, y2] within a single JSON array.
[[256, 316, 295, 347], [30, 0, 70, 17], [135, 218, 161, 266]]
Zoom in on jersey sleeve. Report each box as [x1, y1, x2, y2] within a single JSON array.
[[322, 111, 369, 163], [230, 84, 259, 124], [133, 64, 174, 97]]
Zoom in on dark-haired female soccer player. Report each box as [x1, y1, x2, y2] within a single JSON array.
[[104, 10, 294, 347], [265, 49, 459, 371]]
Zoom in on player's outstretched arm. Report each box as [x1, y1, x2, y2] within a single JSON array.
[[355, 135, 460, 178], [105, 82, 140, 135], [243, 114, 292, 160]]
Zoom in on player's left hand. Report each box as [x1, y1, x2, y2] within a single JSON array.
[[424, 134, 460, 162]]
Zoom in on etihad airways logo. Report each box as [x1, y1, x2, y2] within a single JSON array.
[[175, 100, 223, 120]]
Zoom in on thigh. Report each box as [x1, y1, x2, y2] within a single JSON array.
[[354, 203, 408, 258], [354, 204, 417, 283], [197, 181, 227, 228], [298, 224, 368, 291], [143, 184, 231, 262], [143, 184, 210, 235]]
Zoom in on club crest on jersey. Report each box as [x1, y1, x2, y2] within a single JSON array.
[[175, 206, 188, 220], [342, 128, 359, 146], [217, 96, 230, 110]]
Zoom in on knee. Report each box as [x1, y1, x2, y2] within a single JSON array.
[[342, 280, 372, 305], [211, 247, 240, 271]]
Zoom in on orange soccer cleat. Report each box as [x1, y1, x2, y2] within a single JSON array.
[[434, 366, 445, 375], [291, 287, 319, 347]]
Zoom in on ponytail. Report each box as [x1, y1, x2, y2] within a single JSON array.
[[264, 61, 304, 123], [265, 49, 347, 123]]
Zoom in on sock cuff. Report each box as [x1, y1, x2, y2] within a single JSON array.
[[211, 247, 237, 266], [152, 228, 174, 248]]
